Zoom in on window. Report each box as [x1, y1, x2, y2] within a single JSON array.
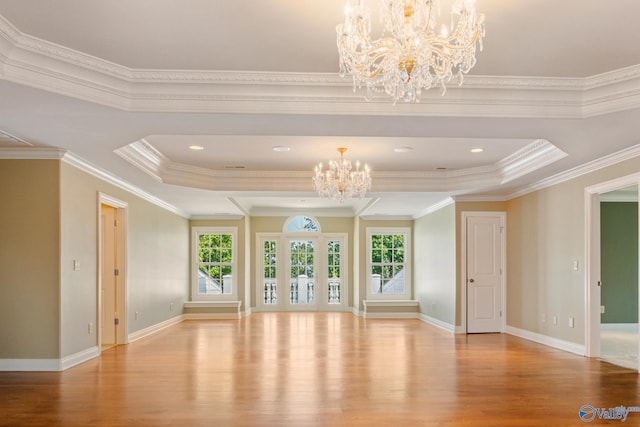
[[192, 227, 237, 300], [366, 228, 411, 299], [327, 240, 342, 304], [262, 239, 278, 305], [284, 215, 320, 233]]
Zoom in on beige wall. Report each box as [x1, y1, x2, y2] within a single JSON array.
[[0, 160, 61, 359], [6, 148, 640, 363], [0, 159, 190, 362], [505, 156, 640, 345], [414, 203, 456, 325], [60, 162, 190, 358]]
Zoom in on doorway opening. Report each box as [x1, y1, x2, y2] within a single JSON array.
[[98, 193, 128, 352], [586, 176, 640, 372]]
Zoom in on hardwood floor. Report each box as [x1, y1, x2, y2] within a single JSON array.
[[1, 313, 639, 426]]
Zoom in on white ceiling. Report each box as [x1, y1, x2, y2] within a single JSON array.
[[1, 1, 640, 218]]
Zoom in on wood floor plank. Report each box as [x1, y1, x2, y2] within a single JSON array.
[[0, 313, 638, 426]]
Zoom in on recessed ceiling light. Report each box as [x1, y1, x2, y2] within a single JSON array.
[[394, 146, 414, 153], [189, 145, 204, 151], [272, 146, 291, 152], [471, 148, 484, 153]]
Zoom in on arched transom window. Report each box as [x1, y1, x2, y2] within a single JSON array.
[[284, 215, 320, 233]]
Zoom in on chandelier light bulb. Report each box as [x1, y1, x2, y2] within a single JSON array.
[[337, 0, 486, 103]]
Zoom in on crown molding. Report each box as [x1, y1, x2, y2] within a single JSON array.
[[1, 14, 640, 119], [61, 152, 189, 218], [0, 147, 65, 159], [413, 197, 455, 219], [507, 144, 640, 200], [0, 129, 33, 146], [0, 146, 188, 217], [190, 214, 246, 221], [452, 194, 509, 202], [116, 137, 566, 194]]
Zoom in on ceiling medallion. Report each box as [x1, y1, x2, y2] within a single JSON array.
[[337, 0, 485, 103], [312, 147, 371, 203]]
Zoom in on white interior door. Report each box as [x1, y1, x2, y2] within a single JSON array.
[[466, 213, 505, 333]]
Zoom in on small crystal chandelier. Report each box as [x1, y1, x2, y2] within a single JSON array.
[[313, 147, 371, 203], [337, 0, 485, 103]]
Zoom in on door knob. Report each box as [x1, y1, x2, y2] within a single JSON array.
[[469, 278, 475, 283]]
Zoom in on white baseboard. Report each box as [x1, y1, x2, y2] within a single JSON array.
[[61, 346, 100, 370], [0, 358, 61, 372], [128, 314, 185, 343], [418, 313, 456, 333], [183, 313, 242, 320], [363, 312, 419, 319], [506, 325, 586, 356], [351, 306, 362, 317]]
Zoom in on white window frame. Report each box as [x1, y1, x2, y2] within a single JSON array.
[[255, 231, 349, 312], [283, 215, 322, 233], [256, 233, 282, 311], [191, 226, 237, 301], [366, 227, 411, 300]]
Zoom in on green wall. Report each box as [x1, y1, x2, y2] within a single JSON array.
[[600, 202, 639, 323]]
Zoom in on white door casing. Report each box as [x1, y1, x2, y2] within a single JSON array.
[[585, 173, 640, 365]]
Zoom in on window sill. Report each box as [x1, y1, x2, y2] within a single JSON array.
[[183, 301, 243, 319], [363, 300, 419, 307], [362, 300, 419, 319], [184, 301, 242, 309]]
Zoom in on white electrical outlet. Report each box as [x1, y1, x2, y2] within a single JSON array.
[[572, 260, 579, 271], [73, 259, 80, 271], [600, 305, 605, 314], [569, 317, 575, 328], [553, 315, 558, 325], [88, 322, 93, 334]]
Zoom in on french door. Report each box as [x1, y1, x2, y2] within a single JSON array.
[[258, 234, 347, 311]]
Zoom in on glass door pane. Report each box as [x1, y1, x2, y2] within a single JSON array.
[[290, 240, 315, 305], [262, 240, 278, 305], [327, 240, 342, 304]]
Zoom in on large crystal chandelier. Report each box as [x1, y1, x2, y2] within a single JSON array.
[[313, 147, 371, 203], [337, 0, 485, 102]]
